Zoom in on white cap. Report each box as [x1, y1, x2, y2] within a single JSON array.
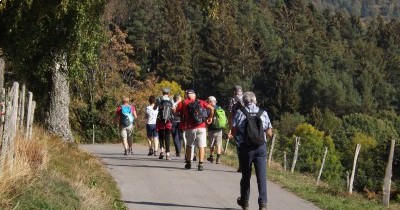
[[208, 96, 217, 103]]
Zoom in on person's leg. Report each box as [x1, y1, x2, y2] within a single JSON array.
[[254, 145, 267, 207], [216, 130, 223, 164], [207, 130, 215, 163], [153, 125, 159, 155], [127, 125, 134, 154], [239, 146, 252, 203], [165, 129, 171, 159], [146, 125, 153, 155], [172, 123, 179, 156], [158, 129, 165, 159], [185, 129, 195, 169], [120, 127, 128, 155], [197, 128, 207, 170]]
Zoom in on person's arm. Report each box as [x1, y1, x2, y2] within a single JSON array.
[[266, 128, 273, 138], [132, 105, 138, 119], [205, 102, 214, 124], [115, 107, 121, 126]]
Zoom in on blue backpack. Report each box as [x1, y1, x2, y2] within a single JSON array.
[[121, 105, 134, 127]]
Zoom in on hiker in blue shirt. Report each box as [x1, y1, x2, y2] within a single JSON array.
[[231, 91, 273, 210]]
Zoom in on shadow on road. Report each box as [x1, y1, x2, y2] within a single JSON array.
[[121, 200, 240, 210]]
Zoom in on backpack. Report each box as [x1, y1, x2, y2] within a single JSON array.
[[239, 106, 265, 146], [158, 99, 173, 123], [212, 106, 227, 129], [120, 105, 134, 127], [188, 100, 206, 124]]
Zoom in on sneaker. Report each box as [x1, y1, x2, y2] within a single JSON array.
[[207, 156, 214, 163], [185, 162, 191, 169], [237, 197, 249, 210], [148, 149, 153, 156], [198, 164, 204, 171], [124, 149, 128, 156], [193, 156, 197, 161], [159, 152, 164, 159], [216, 156, 221, 164], [129, 148, 133, 155], [166, 153, 171, 160], [154, 151, 157, 156]]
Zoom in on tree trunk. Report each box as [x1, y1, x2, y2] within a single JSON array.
[[268, 134, 276, 167], [317, 147, 328, 185], [0, 49, 4, 90], [46, 52, 73, 142], [382, 139, 396, 207], [291, 136, 300, 173]]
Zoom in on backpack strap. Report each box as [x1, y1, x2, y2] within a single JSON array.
[[239, 106, 250, 119], [256, 108, 264, 118]]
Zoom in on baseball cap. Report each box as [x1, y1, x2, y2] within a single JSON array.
[[186, 89, 195, 94], [208, 96, 217, 103]]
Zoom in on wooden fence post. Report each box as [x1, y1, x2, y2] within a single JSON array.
[[268, 134, 276, 167], [25, 92, 33, 139], [284, 151, 287, 172], [18, 84, 26, 131], [349, 144, 361, 194], [27, 101, 36, 140], [382, 139, 396, 207], [291, 136, 300, 173], [317, 147, 328, 185]]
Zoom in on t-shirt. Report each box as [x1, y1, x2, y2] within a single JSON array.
[[176, 98, 209, 130], [145, 105, 158, 125]]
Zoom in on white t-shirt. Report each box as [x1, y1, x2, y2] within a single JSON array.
[[146, 105, 158, 125]]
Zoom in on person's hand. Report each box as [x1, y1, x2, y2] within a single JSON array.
[[206, 117, 212, 125], [228, 130, 233, 139]]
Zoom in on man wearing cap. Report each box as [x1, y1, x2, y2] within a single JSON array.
[[154, 88, 174, 160], [176, 89, 214, 171]]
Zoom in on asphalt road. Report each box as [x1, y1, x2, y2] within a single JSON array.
[[81, 144, 321, 210]]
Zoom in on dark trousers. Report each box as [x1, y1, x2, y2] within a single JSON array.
[[239, 143, 267, 205], [159, 129, 171, 153], [172, 122, 182, 155]]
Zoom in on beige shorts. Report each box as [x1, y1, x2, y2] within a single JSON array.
[[208, 130, 222, 148], [186, 128, 207, 148], [120, 125, 134, 142]]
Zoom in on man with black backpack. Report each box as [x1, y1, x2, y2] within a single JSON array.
[[115, 96, 137, 156], [176, 89, 214, 171], [230, 91, 273, 210], [154, 88, 174, 160]]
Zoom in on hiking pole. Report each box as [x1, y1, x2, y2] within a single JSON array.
[[224, 138, 229, 154]]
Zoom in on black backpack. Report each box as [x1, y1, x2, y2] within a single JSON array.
[[240, 107, 265, 146], [188, 100, 206, 124], [158, 99, 173, 123]]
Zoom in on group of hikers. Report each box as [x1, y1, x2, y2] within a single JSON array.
[[115, 85, 273, 210]]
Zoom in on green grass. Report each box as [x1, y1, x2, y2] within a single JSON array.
[[3, 131, 127, 210], [218, 140, 400, 210]]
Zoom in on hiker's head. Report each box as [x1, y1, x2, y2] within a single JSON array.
[[243, 91, 256, 105], [234, 85, 243, 96], [122, 96, 130, 104], [149, 95, 156, 104], [162, 87, 170, 95], [187, 89, 196, 100], [173, 94, 181, 102], [208, 96, 217, 106]]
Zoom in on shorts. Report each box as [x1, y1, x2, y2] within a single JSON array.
[[121, 125, 133, 142], [146, 124, 158, 138], [186, 128, 207, 148], [208, 129, 222, 148]]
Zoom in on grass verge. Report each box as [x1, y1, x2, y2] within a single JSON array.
[[0, 127, 126, 210], [218, 139, 400, 210]]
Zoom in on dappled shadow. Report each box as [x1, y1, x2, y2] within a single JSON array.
[[121, 200, 240, 210], [104, 163, 186, 170]]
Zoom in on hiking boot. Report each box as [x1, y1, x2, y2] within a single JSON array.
[[207, 156, 214, 163], [129, 148, 133, 155], [148, 149, 153, 156], [166, 153, 171, 160], [154, 151, 157, 156], [259, 203, 267, 210], [216, 156, 221, 164], [159, 152, 164, 159], [237, 166, 242, 173], [124, 149, 128, 156], [193, 156, 197, 161], [184, 162, 191, 169], [198, 164, 204, 171], [237, 197, 249, 210]]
